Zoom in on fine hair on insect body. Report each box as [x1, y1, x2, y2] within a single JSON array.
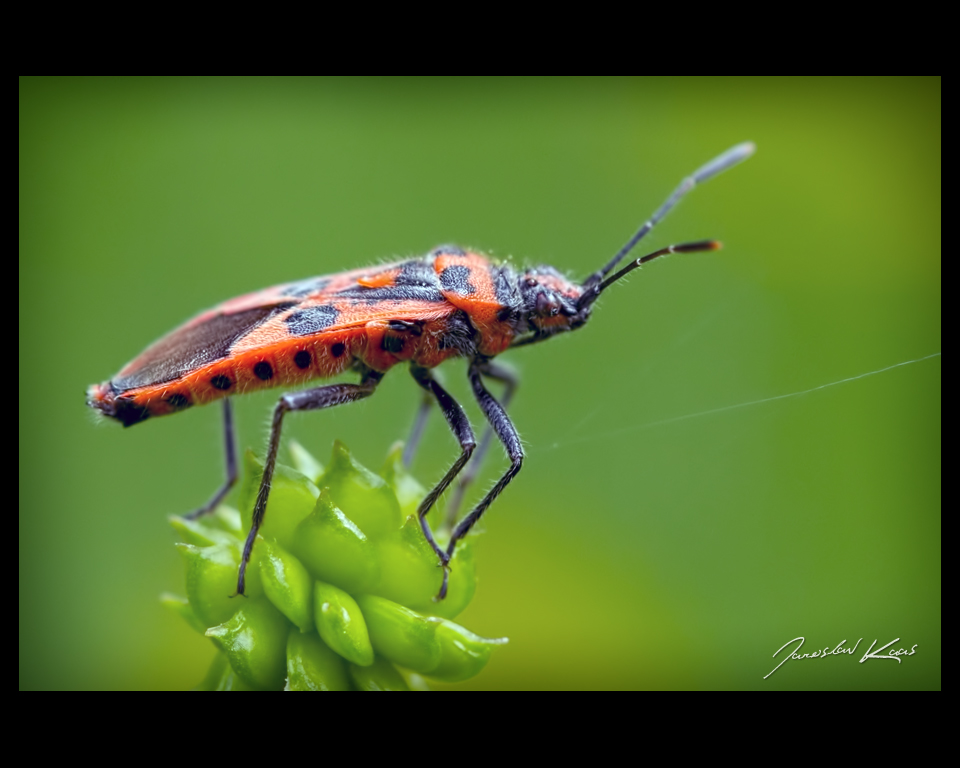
[[88, 142, 755, 600]]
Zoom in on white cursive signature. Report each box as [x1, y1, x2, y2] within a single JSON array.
[[858, 637, 918, 664], [764, 636, 918, 679]]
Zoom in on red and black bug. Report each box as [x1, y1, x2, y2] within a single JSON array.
[[88, 142, 754, 599]]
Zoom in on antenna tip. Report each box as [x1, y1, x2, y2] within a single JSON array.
[[736, 141, 757, 158], [672, 239, 722, 254]]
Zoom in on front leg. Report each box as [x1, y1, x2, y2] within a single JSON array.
[[409, 365, 476, 571], [439, 358, 524, 599], [444, 360, 518, 529]]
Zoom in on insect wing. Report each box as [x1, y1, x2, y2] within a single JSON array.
[[111, 301, 296, 392], [110, 259, 444, 393]]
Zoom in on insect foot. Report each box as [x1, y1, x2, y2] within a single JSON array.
[[163, 440, 505, 690]]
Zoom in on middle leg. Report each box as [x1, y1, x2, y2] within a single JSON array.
[[402, 389, 433, 468]]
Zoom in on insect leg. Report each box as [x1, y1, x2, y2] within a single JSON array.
[[402, 390, 433, 468], [438, 360, 524, 599], [236, 374, 382, 595], [409, 365, 476, 569], [184, 398, 237, 520], [444, 361, 518, 529]]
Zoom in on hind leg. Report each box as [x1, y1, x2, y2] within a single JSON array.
[[184, 399, 237, 520]]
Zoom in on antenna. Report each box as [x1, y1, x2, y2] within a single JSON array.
[[596, 240, 722, 294], [582, 142, 755, 297]]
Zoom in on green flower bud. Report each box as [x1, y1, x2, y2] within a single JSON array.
[[195, 651, 256, 691], [238, 450, 319, 550], [427, 538, 477, 620], [206, 598, 288, 691], [166, 440, 504, 690], [313, 580, 374, 667], [177, 541, 260, 627], [355, 594, 441, 674], [286, 629, 351, 691], [380, 443, 429, 522], [348, 655, 410, 691], [288, 439, 324, 484], [426, 618, 508, 683], [318, 441, 403, 539], [373, 515, 444, 611], [291, 489, 380, 593], [169, 514, 239, 548], [377, 449, 476, 619], [210, 505, 243, 533], [260, 539, 314, 632], [159, 592, 206, 634]]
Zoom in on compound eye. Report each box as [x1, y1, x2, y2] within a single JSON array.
[[524, 276, 538, 288], [536, 292, 560, 317]]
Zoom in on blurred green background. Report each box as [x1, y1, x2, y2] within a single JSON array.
[[19, 77, 940, 690]]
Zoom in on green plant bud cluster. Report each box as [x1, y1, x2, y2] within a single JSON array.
[[164, 440, 506, 690]]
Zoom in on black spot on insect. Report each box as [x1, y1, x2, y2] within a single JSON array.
[[440, 266, 476, 295], [280, 277, 331, 298], [210, 375, 232, 391], [388, 320, 423, 336], [382, 335, 406, 354], [331, 342, 346, 358], [286, 305, 340, 336], [113, 398, 151, 427], [294, 350, 311, 369], [254, 362, 273, 380], [166, 393, 189, 408]]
